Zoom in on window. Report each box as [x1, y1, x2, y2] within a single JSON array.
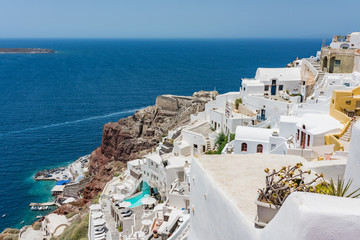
[[272, 79, 276, 85], [346, 100, 351, 105], [297, 129, 300, 140], [307, 135, 310, 147], [335, 60, 341, 67], [256, 144, 263, 153], [241, 143, 247, 152], [151, 162, 153, 166], [264, 85, 269, 91], [279, 85, 284, 91], [194, 144, 198, 149], [271, 144, 276, 151]]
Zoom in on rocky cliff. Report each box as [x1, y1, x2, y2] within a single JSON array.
[[82, 91, 217, 200]]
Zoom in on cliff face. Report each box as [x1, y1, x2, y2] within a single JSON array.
[[83, 91, 217, 200]]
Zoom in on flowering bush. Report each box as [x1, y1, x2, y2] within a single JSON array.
[[258, 163, 323, 206]]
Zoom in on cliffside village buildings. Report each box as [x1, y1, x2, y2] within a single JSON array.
[[20, 32, 360, 240]]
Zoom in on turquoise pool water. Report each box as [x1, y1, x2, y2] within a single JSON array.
[[124, 182, 150, 208]]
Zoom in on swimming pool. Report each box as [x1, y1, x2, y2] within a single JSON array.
[[123, 182, 150, 208]]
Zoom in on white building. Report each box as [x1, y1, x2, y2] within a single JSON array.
[[188, 154, 359, 240], [233, 127, 274, 154], [141, 154, 191, 200], [241, 67, 302, 97], [295, 113, 343, 149], [329, 32, 360, 49], [41, 213, 69, 239]]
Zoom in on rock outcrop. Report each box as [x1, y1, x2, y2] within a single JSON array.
[[82, 91, 217, 200]]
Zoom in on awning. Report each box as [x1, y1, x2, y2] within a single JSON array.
[[56, 180, 70, 185], [141, 196, 156, 205]]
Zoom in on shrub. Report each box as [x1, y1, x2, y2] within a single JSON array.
[[258, 163, 323, 206], [66, 212, 78, 219], [33, 222, 41, 230], [235, 98, 242, 109], [92, 193, 101, 204], [58, 214, 89, 240], [316, 177, 360, 198], [118, 225, 122, 232]]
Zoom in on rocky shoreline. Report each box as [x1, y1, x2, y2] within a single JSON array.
[[2, 91, 217, 238], [83, 90, 217, 201]]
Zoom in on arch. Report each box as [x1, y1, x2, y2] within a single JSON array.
[[256, 144, 263, 153], [322, 56, 328, 71], [241, 143, 247, 152], [340, 43, 350, 49], [329, 57, 336, 73]]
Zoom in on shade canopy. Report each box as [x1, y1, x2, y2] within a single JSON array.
[[63, 197, 76, 204], [141, 196, 156, 205], [119, 201, 132, 208]]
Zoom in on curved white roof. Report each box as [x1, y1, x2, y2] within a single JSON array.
[[255, 68, 301, 81], [235, 126, 273, 142], [296, 114, 343, 135], [44, 214, 68, 234]]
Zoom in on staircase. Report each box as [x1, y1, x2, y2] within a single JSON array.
[[206, 137, 211, 151], [340, 118, 358, 142], [306, 59, 325, 96]]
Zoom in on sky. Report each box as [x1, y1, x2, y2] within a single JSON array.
[[0, 0, 359, 39]]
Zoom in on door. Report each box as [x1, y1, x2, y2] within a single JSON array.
[[300, 132, 306, 149], [271, 80, 277, 95], [261, 109, 266, 121]]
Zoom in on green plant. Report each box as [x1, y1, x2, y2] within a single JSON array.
[[210, 126, 215, 131], [258, 163, 323, 206], [118, 225, 122, 232], [235, 98, 242, 109], [66, 212, 77, 219], [58, 214, 89, 240], [266, 125, 271, 129], [316, 177, 360, 198], [92, 193, 101, 204], [33, 222, 41, 230]]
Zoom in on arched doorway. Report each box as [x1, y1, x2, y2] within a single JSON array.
[[322, 56, 328, 71], [256, 144, 263, 153], [329, 57, 336, 73]]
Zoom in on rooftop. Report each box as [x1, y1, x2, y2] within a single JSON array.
[[235, 126, 274, 142], [255, 67, 301, 81], [197, 154, 307, 222], [296, 114, 343, 135]]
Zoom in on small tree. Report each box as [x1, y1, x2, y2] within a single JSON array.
[[235, 98, 242, 109], [258, 163, 323, 206]]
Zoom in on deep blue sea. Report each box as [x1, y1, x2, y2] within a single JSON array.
[[0, 38, 322, 230]]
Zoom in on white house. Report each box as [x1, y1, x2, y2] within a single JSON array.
[[41, 214, 69, 239], [241, 67, 302, 97], [329, 32, 360, 49], [188, 154, 359, 240], [141, 153, 191, 200], [233, 126, 274, 154], [295, 114, 343, 149]]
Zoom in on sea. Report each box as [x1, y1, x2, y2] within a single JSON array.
[[0, 38, 323, 230]]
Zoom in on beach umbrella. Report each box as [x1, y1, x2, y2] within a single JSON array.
[[141, 219, 152, 226], [112, 194, 125, 201], [119, 201, 131, 208], [93, 218, 106, 226], [153, 203, 164, 212], [141, 196, 156, 205], [92, 211, 103, 219], [89, 204, 101, 211]]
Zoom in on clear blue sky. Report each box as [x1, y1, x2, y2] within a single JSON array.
[[1, 0, 359, 39]]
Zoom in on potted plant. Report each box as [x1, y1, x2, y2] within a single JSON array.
[[255, 163, 323, 227]]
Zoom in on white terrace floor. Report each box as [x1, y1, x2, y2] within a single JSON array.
[[197, 154, 345, 222]]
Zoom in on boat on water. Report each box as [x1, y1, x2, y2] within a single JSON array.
[[36, 215, 43, 219], [31, 206, 38, 211], [20, 221, 24, 224], [2, 214, 5, 218]]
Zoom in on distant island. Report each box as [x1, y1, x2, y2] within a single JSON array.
[[0, 48, 55, 54]]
